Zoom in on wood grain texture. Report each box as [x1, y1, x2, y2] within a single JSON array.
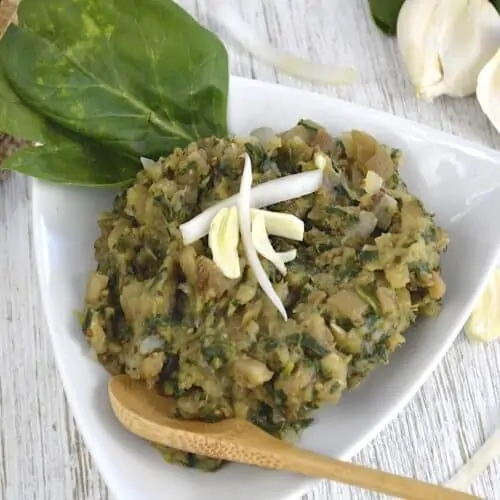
[[1, 1, 499, 499]]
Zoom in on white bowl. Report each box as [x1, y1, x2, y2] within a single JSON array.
[[33, 76, 500, 500]]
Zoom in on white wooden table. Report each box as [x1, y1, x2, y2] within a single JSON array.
[[1, 1, 500, 499]]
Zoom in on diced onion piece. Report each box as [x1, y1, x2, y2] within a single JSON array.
[[213, 1, 355, 85], [238, 154, 287, 320], [445, 427, 500, 491], [140, 156, 156, 169], [252, 211, 287, 275], [250, 127, 277, 145], [362, 170, 384, 195], [344, 211, 377, 242], [180, 169, 322, 245], [314, 151, 329, 170], [139, 335, 165, 355], [251, 209, 304, 241], [208, 206, 241, 279]]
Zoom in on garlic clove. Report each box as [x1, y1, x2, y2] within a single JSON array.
[[250, 209, 304, 241], [477, 48, 500, 134], [251, 211, 288, 276], [208, 206, 241, 279], [465, 268, 500, 342], [397, 0, 500, 100], [397, 0, 445, 98]]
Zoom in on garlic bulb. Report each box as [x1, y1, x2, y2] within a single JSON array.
[[477, 48, 500, 133], [397, 0, 500, 100]]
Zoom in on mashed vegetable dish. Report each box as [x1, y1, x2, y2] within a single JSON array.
[[82, 120, 448, 470]]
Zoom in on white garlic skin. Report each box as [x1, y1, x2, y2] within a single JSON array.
[[477, 48, 500, 133], [397, 0, 500, 100]]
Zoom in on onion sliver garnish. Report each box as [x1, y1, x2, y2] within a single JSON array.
[[278, 249, 297, 263], [180, 169, 323, 245], [251, 209, 304, 241], [140, 156, 156, 169], [444, 427, 500, 491], [238, 154, 288, 321], [251, 211, 287, 276], [212, 1, 355, 86]]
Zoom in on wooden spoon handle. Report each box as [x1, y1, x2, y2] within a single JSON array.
[[108, 376, 478, 499], [275, 443, 477, 500]]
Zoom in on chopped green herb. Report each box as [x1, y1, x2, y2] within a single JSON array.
[[386, 171, 400, 189], [285, 333, 303, 348], [325, 206, 360, 224], [301, 333, 328, 358], [298, 119, 323, 132], [244, 142, 265, 168], [355, 286, 379, 312], [422, 224, 437, 243], [202, 344, 227, 364], [363, 311, 380, 330], [360, 249, 378, 263], [177, 161, 195, 175], [264, 338, 280, 352], [409, 261, 432, 275], [81, 309, 93, 332], [371, 340, 390, 363], [336, 256, 361, 282]]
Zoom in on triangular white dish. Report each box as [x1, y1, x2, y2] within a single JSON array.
[[33, 76, 500, 500]]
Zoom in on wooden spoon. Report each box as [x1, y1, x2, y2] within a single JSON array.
[[109, 375, 477, 500]]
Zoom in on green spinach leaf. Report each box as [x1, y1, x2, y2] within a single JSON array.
[[2, 137, 139, 186], [0, 0, 229, 185], [491, 0, 500, 12], [368, 0, 405, 35], [11, 0, 228, 158], [0, 63, 53, 143]]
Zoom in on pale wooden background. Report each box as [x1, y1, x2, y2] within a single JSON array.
[[1, 1, 500, 499]]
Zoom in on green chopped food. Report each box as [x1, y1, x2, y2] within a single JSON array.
[[82, 122, 448, 470]]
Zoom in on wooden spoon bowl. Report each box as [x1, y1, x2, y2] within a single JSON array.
[[109, 375, 477, 500]]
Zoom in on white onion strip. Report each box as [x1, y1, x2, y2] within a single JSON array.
[[238, 154, 288, 321], [251, 209, 304, 241], [251, 211, 287, 276], [278, 249, 297, 263], [444, 427, 500, 491], [180, 169, 323, 245], [212, 1, 355, 85], [140, 156, 156, 169]]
